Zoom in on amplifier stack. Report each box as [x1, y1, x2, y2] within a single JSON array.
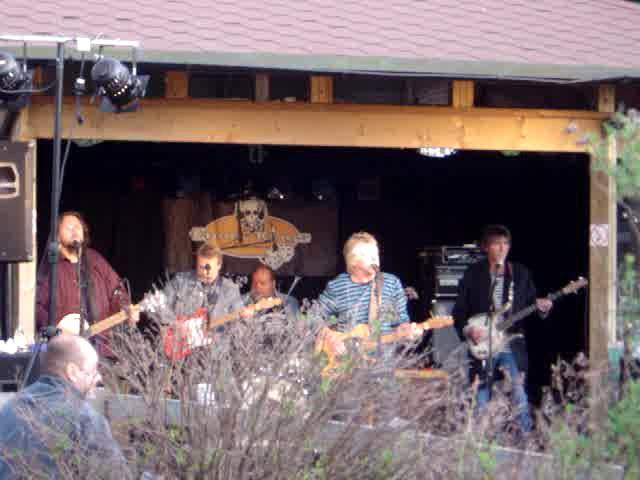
[[416, 245, 485, 366]]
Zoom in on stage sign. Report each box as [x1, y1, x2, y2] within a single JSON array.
[[190, 197, 313, 271]]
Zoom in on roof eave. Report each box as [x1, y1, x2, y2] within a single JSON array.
[[6, 45, 640, 83]]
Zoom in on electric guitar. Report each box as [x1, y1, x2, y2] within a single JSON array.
[[162, 297, 282, 361], [56, 290, 168, 337], [315, 315, 454, 378], [465, 277, 588, 360]]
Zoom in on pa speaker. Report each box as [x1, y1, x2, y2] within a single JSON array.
[[0, 141, 35, 262]]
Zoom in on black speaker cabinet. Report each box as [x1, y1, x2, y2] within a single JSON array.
[[0, 141, 35, 262]]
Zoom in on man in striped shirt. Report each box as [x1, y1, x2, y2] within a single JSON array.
[[317, 232, 419, 355]]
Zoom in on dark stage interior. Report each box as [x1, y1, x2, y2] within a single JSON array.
[[36, 140, 590, 401]]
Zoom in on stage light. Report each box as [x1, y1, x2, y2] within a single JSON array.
[[312, 178, 336, 201], [0, 51, 32, 111], [90, 56, 149, 113], [418, 147, 456, 158], [267, 186, 285, 200]]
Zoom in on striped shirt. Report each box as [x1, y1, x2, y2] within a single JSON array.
[[318, 272, 409, 333], [490, 271, 511, 352]]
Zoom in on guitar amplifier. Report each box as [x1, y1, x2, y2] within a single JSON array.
[[418, 245, 485, 303], [433, 265, 468, 297]]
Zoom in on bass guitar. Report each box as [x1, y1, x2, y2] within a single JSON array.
[[465, 277, 588, 360], [162, 297, 282, 361], [315, 315, 454, 378]]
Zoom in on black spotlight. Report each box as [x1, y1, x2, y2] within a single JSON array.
[[0, 51, 32, 111], [90, 57, 149, 113]]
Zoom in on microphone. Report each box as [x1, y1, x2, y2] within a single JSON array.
[[371, 264, 379, 272], [204, 264, 211, 272], [40, 326, 61, 339], [70, 240, 82, 252]]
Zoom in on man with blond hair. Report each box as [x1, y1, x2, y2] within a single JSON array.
[[318, 232, 418, 346], [164, 243, 244, 319], [159, 243, 248, 360]]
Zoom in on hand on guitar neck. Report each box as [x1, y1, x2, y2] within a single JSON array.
[[57, 304, 140, 337]]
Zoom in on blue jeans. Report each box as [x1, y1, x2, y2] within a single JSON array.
[[476, 351, 532, 433]]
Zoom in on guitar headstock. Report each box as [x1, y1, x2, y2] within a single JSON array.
[[562, 277, 588, 295], [494, 300, 512, 317], [253, 296, 283, 312], [141, 289, 168, 314], [425, 315, 454, 329]]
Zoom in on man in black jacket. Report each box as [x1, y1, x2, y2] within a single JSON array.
[[452, 225, 552, 433]]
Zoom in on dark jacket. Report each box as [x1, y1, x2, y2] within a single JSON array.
[[0, 375, 130, 479], [452, 259, 539, 372]]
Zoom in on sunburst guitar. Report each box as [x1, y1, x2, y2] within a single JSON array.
[[315, 315, 454, 378]]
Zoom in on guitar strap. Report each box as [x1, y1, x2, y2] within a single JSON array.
[[505, 261, 514, 314], [368, 271, 384, 326], [79, 251, 97, 327], [203, 275, 222, 313]]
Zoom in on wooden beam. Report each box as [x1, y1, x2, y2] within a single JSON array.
[[310, 76, 333, 104], [9, 107, 30, 140], [452, 80, 475, 108], [21, 96, 606, 152], [589, 85, 617, 376], [255, 74, 270, 102], [165, 71, 189, 99]]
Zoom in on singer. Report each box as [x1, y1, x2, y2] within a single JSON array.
[[317, 232, 416, 340], [452, 224, 553, 435], [35, 211, 133, 357]]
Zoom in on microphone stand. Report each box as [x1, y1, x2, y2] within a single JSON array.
[[20, 326, 60, 390]]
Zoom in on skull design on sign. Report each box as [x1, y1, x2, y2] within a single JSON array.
[[235, 197, 268, 235]]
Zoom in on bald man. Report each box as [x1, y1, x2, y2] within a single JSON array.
[[243, 264, 300, 324], [0, 335, 130, 479]]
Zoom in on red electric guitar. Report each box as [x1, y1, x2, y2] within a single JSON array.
[[162, 297, 282, 361]]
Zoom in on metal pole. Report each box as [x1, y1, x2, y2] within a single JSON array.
[[47, 42, 64, 327], [4, 263, 13, 338]]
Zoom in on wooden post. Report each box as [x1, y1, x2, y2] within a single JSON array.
[[255, 74, 270, 103], [165, 71, 189, 99], [589, 84, 617, 391], [310, 76, 333, 104], [32, 66, 44, 96], [452, 80, 475, 108]]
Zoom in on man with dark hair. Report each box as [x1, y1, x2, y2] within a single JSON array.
[[36, 211, 137, 357], [0, 334, 130, 478], [452, 224, 553, 433]]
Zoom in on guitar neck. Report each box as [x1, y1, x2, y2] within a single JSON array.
[[88, 309, 131, 337], [207, 311, 241, 330], [498, 289, 565, 332], [377, 319, 431, 344]]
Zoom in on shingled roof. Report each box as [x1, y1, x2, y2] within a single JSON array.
[[3, 0, 640, 81]]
